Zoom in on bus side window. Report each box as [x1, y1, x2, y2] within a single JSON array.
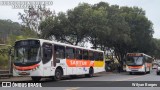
[[89, 51, 94, 61], [42, 43, 52, 64], [54, 45, 65, 59], [76, 49, 82, 60], [94, 52, 99, 61], [66, 47, 75, 59], [83, 50, 88, 60]]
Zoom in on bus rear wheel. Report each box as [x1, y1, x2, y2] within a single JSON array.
[[129, 72, 132, 75], [31, 76, 41, 82], [70, 75, 77, 78], [53, 69, 62, 81], [85, 68, 94, 78]]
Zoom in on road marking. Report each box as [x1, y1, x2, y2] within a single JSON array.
[[66, 87, 80, 90], [115, 75, 144, 81]]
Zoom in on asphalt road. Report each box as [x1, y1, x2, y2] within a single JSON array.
[[1, 69, 160, 90]]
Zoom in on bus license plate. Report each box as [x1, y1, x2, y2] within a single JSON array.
[[19, 72, 30, 75], [131, 69, 138, 71]]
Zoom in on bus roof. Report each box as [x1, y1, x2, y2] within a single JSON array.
[[15, 38, 104, 52]]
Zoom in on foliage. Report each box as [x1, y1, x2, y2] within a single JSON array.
[[0, 55, 8, 69], [0, 45, 10, 69], [0, 19, 38, 69], [152, 38, 160, 59], [1, 1, 160, 70], [0, 19, 22, 44], [18, 5, 55, 35], [39, 3, 92, 45], [39, 2, 159, 60]]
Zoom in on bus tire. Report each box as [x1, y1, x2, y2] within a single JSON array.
[[129, 72, 132, 75], [85, 67, 94, 78], [70, 75, 77, 78], [143, 72, 146, 75], [31, 76, 41, 82], [53, 69, 62, 81]]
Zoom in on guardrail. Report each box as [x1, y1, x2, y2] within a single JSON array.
[[0, 70, 12, 78]]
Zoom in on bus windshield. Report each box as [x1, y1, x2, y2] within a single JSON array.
[[126, 56, 143, 65], [14, 40, 41, 63]]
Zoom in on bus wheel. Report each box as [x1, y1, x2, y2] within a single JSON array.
[[54, 69, 62, 81], [70, 75, 77, 78], [129, 72, 132, 75], [31, 76, 41, 82], [85, 68, 94, 78]]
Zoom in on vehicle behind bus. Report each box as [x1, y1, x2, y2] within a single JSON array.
[[13, 39, 105, 82], [126, 53, 153, 75]]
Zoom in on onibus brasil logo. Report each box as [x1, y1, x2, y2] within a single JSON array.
[[1, 82, 42, 87]]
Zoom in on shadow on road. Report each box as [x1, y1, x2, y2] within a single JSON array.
[[7, 75, 101, 83]]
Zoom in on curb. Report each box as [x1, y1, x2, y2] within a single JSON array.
[[0, 76, 31, 82]]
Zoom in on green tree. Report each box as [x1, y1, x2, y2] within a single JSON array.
[[0, 19, 22, 44], [120, 7, 154, 54], [151, 38, 160, 59], [87, 2, 110, 50], [39, 3, 92, 45], [106, 5, 131, 61], [19, 5, 55, 35], [39, 1, 156, 61]]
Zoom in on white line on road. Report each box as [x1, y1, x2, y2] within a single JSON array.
[[66, 87, 80, 90]]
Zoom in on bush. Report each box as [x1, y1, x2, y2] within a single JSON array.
[[0, 55, 8, 69]]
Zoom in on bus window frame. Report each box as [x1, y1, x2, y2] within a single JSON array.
[[54, 44, 65, 59], [75, 48, 83, 60], [94, 52, 99, 61], [88, 50, 94, 61], [66, 47, 75, 59], [83, 49, 89, 60], [42, 42, 53, 64]]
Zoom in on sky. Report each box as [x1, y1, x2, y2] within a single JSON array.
[[0, 0, 159, 39]]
